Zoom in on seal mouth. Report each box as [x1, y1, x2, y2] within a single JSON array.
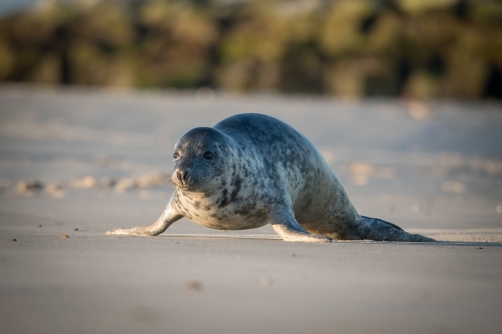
[[173, 177, 208, 193], [172, 176, 196, 191], [173, 180, 192, 190]]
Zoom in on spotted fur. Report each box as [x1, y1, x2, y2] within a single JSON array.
[[106, 114, 434, 243]]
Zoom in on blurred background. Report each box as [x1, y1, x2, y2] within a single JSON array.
[[0, 0, 501, 99]]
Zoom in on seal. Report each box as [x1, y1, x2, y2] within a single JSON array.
[[106, 113, 434, 243]]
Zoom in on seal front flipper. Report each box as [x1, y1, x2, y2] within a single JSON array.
[[106, 199, 182, 236], [270, 207, 332, 243]]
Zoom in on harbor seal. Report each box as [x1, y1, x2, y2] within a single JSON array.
[[106, 113, 434, 243]]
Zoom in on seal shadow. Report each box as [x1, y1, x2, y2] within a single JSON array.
[[158, 234, 502, 247]]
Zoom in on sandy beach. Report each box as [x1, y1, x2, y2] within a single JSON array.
[[1, 86, 501, 333]]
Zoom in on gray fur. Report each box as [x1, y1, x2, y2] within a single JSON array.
[[107, 113, 434, 243]]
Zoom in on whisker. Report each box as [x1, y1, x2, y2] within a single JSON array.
[[165, 171, 175, 186]]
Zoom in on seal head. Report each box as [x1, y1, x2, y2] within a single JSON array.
[[172, 127, 233, 193]]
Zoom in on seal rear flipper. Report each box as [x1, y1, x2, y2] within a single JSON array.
[[360, 216, 404, 231], [359, 216, 435, 242]]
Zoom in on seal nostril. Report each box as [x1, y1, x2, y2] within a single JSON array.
[[177, 170, 185, 184]]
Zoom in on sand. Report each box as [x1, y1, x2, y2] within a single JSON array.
[[0, 86, 501, 333]]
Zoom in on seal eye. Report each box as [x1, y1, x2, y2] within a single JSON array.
[[173, 153, 179, 159], [202, 151, 213, 160]]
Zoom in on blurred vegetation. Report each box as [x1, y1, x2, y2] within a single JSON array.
[[0, 0, 501, 99]]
